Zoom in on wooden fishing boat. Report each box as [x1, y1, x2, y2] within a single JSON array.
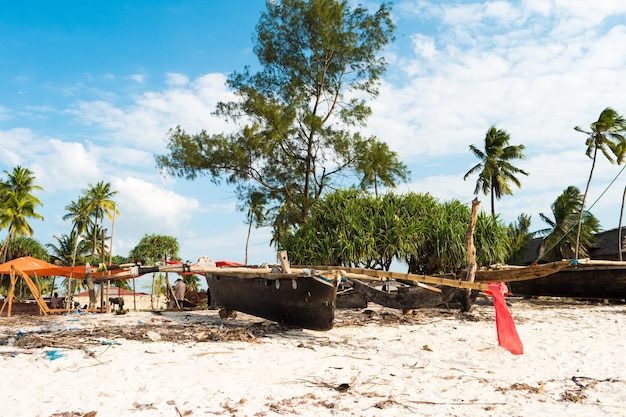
[[497, 261, 626, 300], [467, 259, 626, 300], [203, 268, 340, 330], [293, 265, 493, 312], [350, 279, 457, 311], [336, 287, 368, 309]]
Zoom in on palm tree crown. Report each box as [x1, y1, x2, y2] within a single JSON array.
[[85, 181, 120, 258], [464, 126, 528, 215], [0, 166, 44, 261], [537, 186, 600, 261]]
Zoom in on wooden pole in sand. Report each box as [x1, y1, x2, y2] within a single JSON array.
[[461, 198, 480, 312], [0, 268, 17, 317]]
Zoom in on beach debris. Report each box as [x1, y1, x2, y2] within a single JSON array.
[[370, 395, 417, 413], [49, 411, 97, 417], [45, 350, 65, 360], [132, 402, 157, 410], [561, 376, 625, 403], [296, 373, 360, 392], [218, 308, 237, 319], [496, 382, 545, 394], [146, 331, 161, 341]]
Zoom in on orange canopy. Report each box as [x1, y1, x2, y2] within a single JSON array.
[[0, 256, 94, 278], [0, 256, 60, 275]]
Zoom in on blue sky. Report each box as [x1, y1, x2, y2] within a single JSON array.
[[2, 1, 626, 280]]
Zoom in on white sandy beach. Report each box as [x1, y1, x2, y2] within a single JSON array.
[[1, 298, 625, 417]]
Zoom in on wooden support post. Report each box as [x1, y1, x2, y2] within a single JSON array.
[[165, 272, 180, 309], [0, 270, 17, 316], [279, 251, 292, 274], [461, 198, 480, 312], [0, 266, 49, 317]]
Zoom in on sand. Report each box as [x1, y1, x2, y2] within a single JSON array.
[[1, 298, 625, 417]]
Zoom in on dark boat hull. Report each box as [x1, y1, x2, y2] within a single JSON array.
[[351, 279, 457, 310], [206, 273, 338, 330], [505, 265, 626, 300], [336, 289, 368, 309]]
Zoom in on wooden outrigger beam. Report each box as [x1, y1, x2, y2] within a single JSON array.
[[294, 259, 573, 290], [294, 265, 492, 291], [470, 260, 572, 283]]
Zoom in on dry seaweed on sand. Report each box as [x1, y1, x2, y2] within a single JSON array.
[[3, 320, 291, 351]]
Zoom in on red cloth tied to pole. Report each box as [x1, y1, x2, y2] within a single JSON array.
[[488, 282, 524, 355]]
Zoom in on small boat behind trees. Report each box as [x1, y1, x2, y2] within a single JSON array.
[[350, 279, 457, 312], [483, 260, 626, 300]]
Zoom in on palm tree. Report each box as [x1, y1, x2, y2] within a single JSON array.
[[537, 186, 600, 261], [46, 232, 89, 266], [464, 126, 528, 215], [574, 107, 626, 258], [0, 166, 44, 261], [85, 181, 120, 259], [2, 166, 44, 204], [183, 274, 201, 292]]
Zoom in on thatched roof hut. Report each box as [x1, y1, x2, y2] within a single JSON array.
[[523, 227, 626, 264], [587, 227, 626, 261]]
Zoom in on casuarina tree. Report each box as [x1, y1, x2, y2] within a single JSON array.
[[155, 0, 407, 247]]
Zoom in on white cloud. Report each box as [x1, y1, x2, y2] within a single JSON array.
[[129, 73, 146, 83], [369, 1, 626, 166], [30, 139, 102, 192], [411, 34, 437, 59], [65, 72, 236, 152], [0, 128, 35, 166], [113, 176, 198, 229], [165, 73, 190, 87]]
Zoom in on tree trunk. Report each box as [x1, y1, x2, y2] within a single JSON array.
[[461, 198, 480, 312], [245, 217, 252, 265], [575, 148, 597, 259], [85, 262, 96, 309], [617, 187, 626, 262]]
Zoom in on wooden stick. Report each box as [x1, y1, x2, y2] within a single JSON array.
[[279, 250, 292, 274]]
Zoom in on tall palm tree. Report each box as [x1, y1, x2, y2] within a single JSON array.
[[574, 107, 626, 258], [537, 186, 600, 261], [464, 126, 528, 215], [0, 166, 44, 261], [85, 181, 119, 259]]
